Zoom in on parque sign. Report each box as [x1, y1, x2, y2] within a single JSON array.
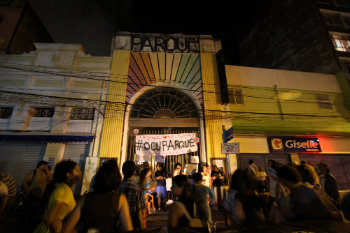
[[136, 133, 198, 156]]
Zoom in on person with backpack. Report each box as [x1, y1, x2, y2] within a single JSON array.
[[33, 159, 82, 233], [20, 160, 52, 232]]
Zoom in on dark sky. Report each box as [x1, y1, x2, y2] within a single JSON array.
[[28, 0, 261, 60]]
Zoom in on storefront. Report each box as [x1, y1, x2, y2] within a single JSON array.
[[267, 136, 350, 190], [234, 135, 350, 190]]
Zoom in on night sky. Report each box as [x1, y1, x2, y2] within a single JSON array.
[[28, 0, 262, 62]]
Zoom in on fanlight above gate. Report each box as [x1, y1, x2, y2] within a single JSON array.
[[130, 88, 199, 118]]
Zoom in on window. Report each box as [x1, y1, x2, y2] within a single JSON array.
[[30, 107, 55, 117], [322, 13, 343, 28], [70, 108, 95, 120], [331, 34, 350, 52], [334, 0, 350, 8], [0, 107, 13, 119], [315, 94, 333, 110], [229, 88, 244, 104]]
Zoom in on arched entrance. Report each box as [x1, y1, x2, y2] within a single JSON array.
[[125, 86, 202, 175]]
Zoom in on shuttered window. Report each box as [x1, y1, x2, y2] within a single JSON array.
[[70, 108, 95, 120], [0, 107, 13, 119], [0, 143, 47, 190], [229, 88, 244, 105], [315, 94, 333, 110], [30, 107, 55, 117]]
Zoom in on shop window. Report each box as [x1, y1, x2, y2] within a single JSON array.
[[315, 94, 333, 110], [70, 107, 95, 120], [229, 88, 244, 104], [30, 107, 55, 117], [0, 107, 13, 119]]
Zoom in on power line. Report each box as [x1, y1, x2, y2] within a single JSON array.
[[1, 62, 348, 107], [1, 89, 349, 121]]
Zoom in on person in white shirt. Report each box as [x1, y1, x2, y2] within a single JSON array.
[[201, 164, 211, 188]]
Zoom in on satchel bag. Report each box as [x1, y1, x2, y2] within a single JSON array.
[[174, 201, 203, 228]]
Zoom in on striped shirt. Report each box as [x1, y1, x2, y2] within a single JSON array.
[[0, 173, 16, 197]]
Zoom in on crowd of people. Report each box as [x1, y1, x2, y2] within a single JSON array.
[[223, 159, 349, 231], [0, 158, 349, 232]]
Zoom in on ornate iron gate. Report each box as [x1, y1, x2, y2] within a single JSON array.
[[127, 127, 200, 176]]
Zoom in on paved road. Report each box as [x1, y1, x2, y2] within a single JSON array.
[[147, 208, 226, 229], [1, 208, 226, 233]]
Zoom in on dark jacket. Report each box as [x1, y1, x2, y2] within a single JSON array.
[[324, 173, 340, 206]]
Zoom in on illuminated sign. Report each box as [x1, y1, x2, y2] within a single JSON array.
[[268, 137, 321, 153], [130, 33, 200, 53]]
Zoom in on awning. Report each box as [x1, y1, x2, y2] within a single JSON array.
[[0, 133, 94, 143]]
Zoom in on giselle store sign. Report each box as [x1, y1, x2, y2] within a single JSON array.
[[268, 137, 321, 153]]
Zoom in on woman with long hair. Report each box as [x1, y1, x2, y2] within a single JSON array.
[[139, 168, 154, 228], [63, 159, 133, 233], [33, 159, 82, 233]]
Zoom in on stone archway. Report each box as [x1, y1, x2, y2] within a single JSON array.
[[124, 86, 203, 174]]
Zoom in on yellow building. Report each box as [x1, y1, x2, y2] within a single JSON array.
[[99, 32, 350, 190]]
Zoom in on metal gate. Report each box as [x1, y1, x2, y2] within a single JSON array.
[[127, 127, 200, 176]]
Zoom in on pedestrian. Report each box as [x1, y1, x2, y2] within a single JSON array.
[[248, 160, 258, 177], [118, 160, 145, 231], [191, 172, 215, 225], [211, 165, 224, 209], [33, 159, 82, 233], [63, 159, 133, 233], [139, 167, 154, 229], [340, 192, 350, 221], [275, 164, 343, 222], [317, 162, 340, 206], [155, 163, 167, 211], [257, 166, 268, 193], [0, 172, 16, 231], [266, 160, 281, 200], [0, 173, 16, 209], [224, 168, 266, 229], [296, 163, 320, 188], [21, 160, 53, 232], [201, 163, 211, 188], [168, 175, 202, 229], [173, 162, 183, 177], [0, 180, 8, 231]]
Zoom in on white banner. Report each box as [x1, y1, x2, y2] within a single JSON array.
[[135, 133, 198, 156]]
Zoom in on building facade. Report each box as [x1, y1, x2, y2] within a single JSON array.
[[238, 0, 350, 86], [0, 43, 111, 195], [0, 32, 349, 195], [97, 32, 349, 189], [225, 65, 350, 190]]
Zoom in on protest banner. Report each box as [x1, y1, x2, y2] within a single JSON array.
[[135, 133, 198, 156]]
